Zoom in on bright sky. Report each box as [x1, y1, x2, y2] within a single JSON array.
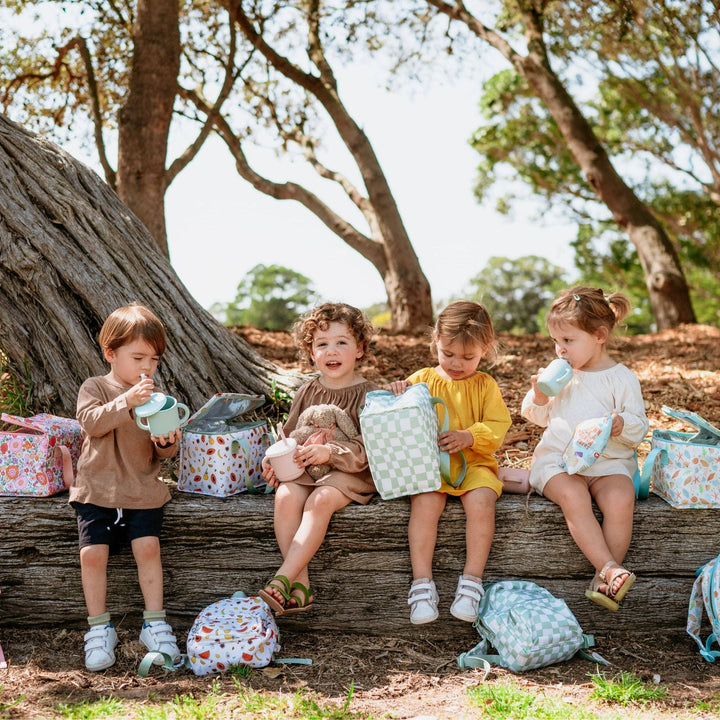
[[164, 70, 578, 314]]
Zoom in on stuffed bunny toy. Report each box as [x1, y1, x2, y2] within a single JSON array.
[[290, 404, 359, 480]]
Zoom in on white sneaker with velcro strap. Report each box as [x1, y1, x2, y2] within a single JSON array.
[[84, 623, 118, 671], [139, 620, 181, 665], [408, 578, 439, 625], [450, 574, 484, 622]]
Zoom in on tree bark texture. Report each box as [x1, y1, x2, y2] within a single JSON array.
[[1, 491, 714, 640], [117, 0, 180, 257], [428, 0, 696, 330], [0, 113, 301, 414]]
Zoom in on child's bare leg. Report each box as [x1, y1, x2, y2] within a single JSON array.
[[273, 482, 314, 559], [270, 485, 350, 598], [408, 492, 446, 579], [542, 473, 616, 571], [460, 487, 497, 578], [591, 474, 636, 593], [131, 536, 164, 612], [80, 544, 110, 617]]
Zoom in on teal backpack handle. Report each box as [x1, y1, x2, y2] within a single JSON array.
[[431, 396, 467, 488]]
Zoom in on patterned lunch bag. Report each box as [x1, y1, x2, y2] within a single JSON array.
[[644, 406, 720, 509], [178, 394, 272, 497], [0, 413, 83, 496]]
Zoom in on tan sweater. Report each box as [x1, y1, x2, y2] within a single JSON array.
[[70, 374, 176, 509]]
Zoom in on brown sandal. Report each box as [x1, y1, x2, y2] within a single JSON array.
[[585, 561, 636, 611]]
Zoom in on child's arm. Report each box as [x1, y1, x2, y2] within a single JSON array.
[[460, 380, 512, 454], [612, 373, 649, 446], [520, 384, 553, 427], [77, 377, 152, 436]]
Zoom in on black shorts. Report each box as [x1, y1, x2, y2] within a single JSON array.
[[72, 502, 164, 554]]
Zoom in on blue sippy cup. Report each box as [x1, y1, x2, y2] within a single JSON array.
[[536, 359, 573, 396]]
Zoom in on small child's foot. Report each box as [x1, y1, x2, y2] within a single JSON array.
[[139, 620, 181, 665], [450, 574, 484, 622], [84, 623, 118, 672], [585, 561, 636, 611], [259, 575, 292, 615], [408, 578, 439, 625]]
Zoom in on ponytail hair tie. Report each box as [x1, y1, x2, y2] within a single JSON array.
[[573, 294, 581, 302]]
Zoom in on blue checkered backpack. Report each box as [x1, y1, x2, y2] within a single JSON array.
[[457, 581, 605, 674], [687, 554, 720, 661]]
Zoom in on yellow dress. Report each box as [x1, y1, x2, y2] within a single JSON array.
[[407, 367, 511, 497]]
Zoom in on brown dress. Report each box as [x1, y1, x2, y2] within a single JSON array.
[[282, 377, 379, 504]]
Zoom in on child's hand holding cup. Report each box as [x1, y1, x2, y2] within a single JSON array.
[[264, 435, 304, 482]]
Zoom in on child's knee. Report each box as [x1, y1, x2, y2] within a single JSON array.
[[80, 544, 109, 571], [130, 536, 161, 563]]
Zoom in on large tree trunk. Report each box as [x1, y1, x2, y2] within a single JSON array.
[[429, 0, 696, 330], [0, 113, 301, 415], [117, 0, 180, 258]]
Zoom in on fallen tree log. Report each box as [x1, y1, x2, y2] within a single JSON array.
[[0, 491, 715, 641]]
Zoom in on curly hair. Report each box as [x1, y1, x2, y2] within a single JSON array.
[[98, 303, 167, 356], [432, 300, 498, 364], [547, 286, 631, 336], [293, 302, 374, 367]]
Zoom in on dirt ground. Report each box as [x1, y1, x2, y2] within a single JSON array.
[[2, 323, 720, 718]]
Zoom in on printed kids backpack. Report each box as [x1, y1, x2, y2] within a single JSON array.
[[457, 580, 604, 674], [186, 594, 280, 675], [687, 554, 720, 661]]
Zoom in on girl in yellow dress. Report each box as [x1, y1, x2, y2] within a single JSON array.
[[387, 301, 511, 624]]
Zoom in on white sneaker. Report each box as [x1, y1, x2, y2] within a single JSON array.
[[408, 578, 439, 625], [450, 574, 484, 622], [139, 621, 180, 665], [84, 624, 118, 671]]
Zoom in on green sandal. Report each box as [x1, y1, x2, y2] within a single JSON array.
[[259, 575, 291, 616], [283, 581, 314, 615]]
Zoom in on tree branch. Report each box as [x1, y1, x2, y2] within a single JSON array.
[[56, 37, 117, 190], [183, 87, 387, 271], [167, 9, 239, 186]]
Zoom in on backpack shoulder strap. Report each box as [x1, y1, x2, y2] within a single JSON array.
[[456, 639, 492, 679]]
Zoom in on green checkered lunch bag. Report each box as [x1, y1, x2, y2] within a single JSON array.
[[457, 581, 605, 675], [360, 382, 466, 500]]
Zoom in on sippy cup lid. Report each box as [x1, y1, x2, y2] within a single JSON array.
[[265, 437, 297, 457], [135, 392, 167, 417]]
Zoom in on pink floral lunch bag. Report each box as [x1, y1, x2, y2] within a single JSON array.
[[0, 413, 83, 496]]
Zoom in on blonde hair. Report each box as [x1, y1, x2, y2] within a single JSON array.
[[293, 302, 374, 366], [433, 301, 498, 363], [547, 286, 631, 336], [98, 303, 167, 356]]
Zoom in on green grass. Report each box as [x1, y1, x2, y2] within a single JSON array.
[[235, 684, 379, 719], [468, 679, 597, 719], [590, 670, 669, 705], [55, 696, 125, 719], [0, 353, 32, 416], [0, 685, 26, 719]]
